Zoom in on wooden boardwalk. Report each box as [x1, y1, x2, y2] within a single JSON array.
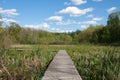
[[42, 50, 82, 80]]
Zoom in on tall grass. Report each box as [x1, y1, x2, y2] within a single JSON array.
[[0, 45, 120, 80], [67, 46, 120, 80], [0, 48, 56, 80]]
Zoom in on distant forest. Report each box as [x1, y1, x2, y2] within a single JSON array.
[[0, 12, 120, 48]]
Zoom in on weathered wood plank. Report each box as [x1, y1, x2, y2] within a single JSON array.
[[42, 50, 82, 80]]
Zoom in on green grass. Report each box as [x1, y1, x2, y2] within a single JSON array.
[[67, 46, 120, 80], [0, 48, 56, 80], [0, 45, 120, 80]]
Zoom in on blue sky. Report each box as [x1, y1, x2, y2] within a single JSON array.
[[0, 0, 120, 32]]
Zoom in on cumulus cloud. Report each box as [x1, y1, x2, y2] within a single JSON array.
[[0, 18, 17, 23], [0, 7, 19, 16], [92, 0, 102, 2], [107, 7, 117, 13], [0, 7, 18, 24], [24, 23, 50, 30], [59, 29, 75, 33], [82, 17, 102, 25], [92, 17, 103, 21], [56, 20, 81, 25], [86, 14, 94, 18], [82, 20, 97, 25], [51, 27, 58, 31], [71, 0, 87, 5], [58, 6, 93, 17], [64, 2, 71, 5], [47, 16, 63, 22], [80, 25, 88, 29]]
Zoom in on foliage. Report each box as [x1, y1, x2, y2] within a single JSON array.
[[0, 12, 120, 48], [67, 45, 120, 80], [0, 48, 56, 80], [0, 45, 120, 80], [107, 12, 120, 42]]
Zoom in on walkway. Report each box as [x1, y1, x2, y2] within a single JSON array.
[[42, 50, 82, 80]]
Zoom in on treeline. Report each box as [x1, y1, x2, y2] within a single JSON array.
[[0, 23, 73, 48], [78, 12, 120, 44], [0, 12, 120, 48]]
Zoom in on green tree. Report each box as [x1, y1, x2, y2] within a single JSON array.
[[69, 30, 81, 43], [107, 12, 120, 42], [0, 14, 3, 27], [78, 26, 96, 43], [8, 22, 21, 43]]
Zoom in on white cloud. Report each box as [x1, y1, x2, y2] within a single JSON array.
[[92, 0, 102, 2], [49, 27, 74, 33], [71, 0, 87, 5], [92, 17, 103, 21], [0, 7, 19, 16], [80, 25, 88, 29], [107, 7, 117, 13], [47, 16, 63, 21], [39, 23, 50, 28], [82, 20, 97, 25], [86, 14, 94, 18], [24, 23, 50, 30], [64, 2, 71, 5], [0, 18, 17, 23], [59, 29, 74, 33], [58, 6, 93, 17], [81, 17, 102, 25], [56, 20, 81, 25], [51, 28, 56, 31]]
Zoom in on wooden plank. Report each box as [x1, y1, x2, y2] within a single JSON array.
[[42, 50, 82, 80]]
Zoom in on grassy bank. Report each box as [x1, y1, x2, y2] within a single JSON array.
[[0, 48, 56, 80], [0, 45, 120, 80]]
